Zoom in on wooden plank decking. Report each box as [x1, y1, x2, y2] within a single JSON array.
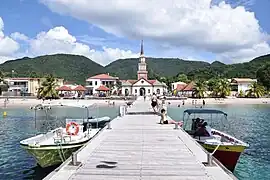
[[44, 98, 236, 180]]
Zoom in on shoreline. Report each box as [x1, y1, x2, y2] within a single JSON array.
[[166, 97, 270, 106], [0, 99, 128, 108], [0, 97, 269, 108]]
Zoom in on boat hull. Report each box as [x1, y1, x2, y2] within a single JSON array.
[[200, 143, 245, 171], [20, 143, 85, 168]]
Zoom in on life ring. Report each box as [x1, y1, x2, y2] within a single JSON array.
[[66, 122, 79, 136]]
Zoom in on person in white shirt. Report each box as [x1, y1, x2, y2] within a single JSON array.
[[151, 93, 158, 112]]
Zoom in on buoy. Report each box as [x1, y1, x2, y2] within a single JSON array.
[[3, 111, 7, 117]]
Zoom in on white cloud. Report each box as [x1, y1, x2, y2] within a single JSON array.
[[0, 17, 20, 58], [11, 32, 29, 41], [28, 26, 138, 65], [0, 17, 138, 65], [41, 0, 270, 62]]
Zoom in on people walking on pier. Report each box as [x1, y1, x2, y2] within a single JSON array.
[[151, 93, 158, 112]]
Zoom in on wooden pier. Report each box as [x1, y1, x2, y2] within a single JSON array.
[[44, 98, 237, 180]]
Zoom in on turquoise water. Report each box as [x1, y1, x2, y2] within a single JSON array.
[[0, 104, 269, 180], [168, 104, 270, 180], [0, 106, 119, 180]]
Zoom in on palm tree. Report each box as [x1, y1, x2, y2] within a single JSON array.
[[246, 82, 265, 98], [238, 90, 245, 98], [193, 80, 207, 98], [0, 71, 8, 95], [37, 74, 58, 99], [212, 79, 231, 98], [115, 79, 122, 95]]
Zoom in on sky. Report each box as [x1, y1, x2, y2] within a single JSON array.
[[0, 0, 270, 66]]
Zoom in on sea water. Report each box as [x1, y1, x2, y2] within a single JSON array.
[[168, 104, 270, 180], [0, 104, 269, 180], [0, 105, 120, 180]]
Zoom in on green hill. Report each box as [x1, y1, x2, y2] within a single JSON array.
[[0, 53, 269, 86], [105, 58, 209, 79], [0, 54, 105, 84]]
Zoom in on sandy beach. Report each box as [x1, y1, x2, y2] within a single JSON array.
[[0, 97, 269, 108], [0, 98, 128, 108], [165, 97, 270, 106]]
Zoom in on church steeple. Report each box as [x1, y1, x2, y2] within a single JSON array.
[[137, 40, 147, 80], [140, 40, 144, 56]]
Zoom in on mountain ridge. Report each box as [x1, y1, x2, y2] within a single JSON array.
[[0, 53, 269, 84]]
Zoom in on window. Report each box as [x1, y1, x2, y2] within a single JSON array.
[[89, 81, 93, 86], [102, 81, 105, 85], [135, 89, 137, 93], [148, 89, 150, 93], [95, 81, 97, 85], [141, 80, 144, 84], [157, 89, 160, 94]]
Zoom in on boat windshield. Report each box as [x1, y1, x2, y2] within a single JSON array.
[[182, 108, 229, 133], [31, 102, 99, 133]]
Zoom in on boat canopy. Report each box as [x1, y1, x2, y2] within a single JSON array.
[[183, 108, 227, 116], [31, 102, 96, 109]]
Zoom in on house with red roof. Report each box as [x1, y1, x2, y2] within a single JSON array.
[[85, 73, 119, 95], [85, 41, 167, 96]]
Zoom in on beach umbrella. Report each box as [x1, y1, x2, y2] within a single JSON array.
[[56, 85, 72, 91], [73, 85, 86, 91], [96, 85, 110, 91]]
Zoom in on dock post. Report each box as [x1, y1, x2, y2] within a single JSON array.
[[107, 122, 112, 129], [207, 153, 213, 166], [174, 123, 179, 130], [119, 106, 125, 117], [72, 152, 78, 166]]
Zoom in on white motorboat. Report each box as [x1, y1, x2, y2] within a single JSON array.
[[20, 103, 111, 168]]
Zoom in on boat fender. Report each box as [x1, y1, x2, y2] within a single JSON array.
[[66, 122, 79, 136]]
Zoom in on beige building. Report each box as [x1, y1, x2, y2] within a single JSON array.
[[4, 77, 64, 96]]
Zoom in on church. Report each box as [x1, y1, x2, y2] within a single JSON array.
[[120, 41, 167, 96]]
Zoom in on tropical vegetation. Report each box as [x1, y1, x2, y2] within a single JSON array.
[[0, 71, 8, 95], [193, 80, 207, 98], [37, 74, 59, 99], [246, 82, 265, 98], [0, 53, 269, 89]]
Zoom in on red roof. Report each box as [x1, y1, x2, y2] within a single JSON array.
[[73, 85, 86, 91], [132, 78, 156, 85], [126, 80, 137, 84], [183, 81, 195, 91], [96, 85, 110, 91], [86, 74, 118, 80], [176, 84, 186, 91], [56, 85, 72, 91], [148, 80, 156, 84], [8, 77, 64, 80]]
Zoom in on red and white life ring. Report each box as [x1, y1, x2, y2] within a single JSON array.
[[66, 122, 79, 136]]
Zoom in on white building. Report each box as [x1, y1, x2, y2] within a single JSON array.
[[120, 40, 167, 96], [85, 74, 118, 95], [230, 78, 257, 95]]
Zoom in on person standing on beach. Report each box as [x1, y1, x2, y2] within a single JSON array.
[[151, 93, 158, 112]]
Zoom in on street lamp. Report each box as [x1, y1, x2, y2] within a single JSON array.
[[11, 70, 15, 78]]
